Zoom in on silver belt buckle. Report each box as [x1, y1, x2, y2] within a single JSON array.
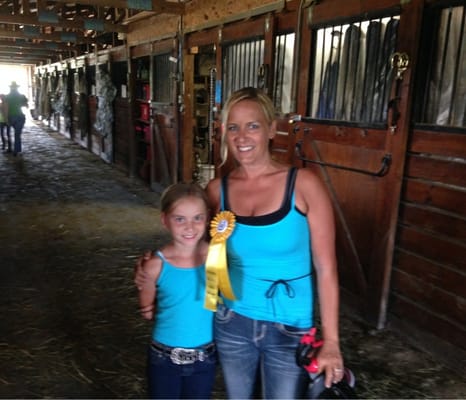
[[170, 348, 198, 365]]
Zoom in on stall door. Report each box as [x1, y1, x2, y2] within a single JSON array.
[[149, 50, 179, 192], [293, 1, 422, 327]]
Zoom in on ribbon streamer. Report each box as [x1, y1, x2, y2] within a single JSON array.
[[204, 211, 236, 311]]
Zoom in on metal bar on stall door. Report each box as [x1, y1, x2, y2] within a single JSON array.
[[247, 41, 253, 87], [277, 35, 286, 110], [208, 67, 216, 165], [239, 43, 245, 89], [332, 25, 343, 120], [436, 8, 452, 122], [339, 26, 350, 120], [295, 140, 392, 177], [448, 6, 465, 125]]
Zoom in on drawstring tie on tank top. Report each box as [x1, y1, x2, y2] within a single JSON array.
[[263, 273, 311, 318], [265, 279, 296, 298]]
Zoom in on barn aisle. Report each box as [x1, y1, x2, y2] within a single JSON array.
[[0, 120, 464, 398], [0, 119, 167, 398]]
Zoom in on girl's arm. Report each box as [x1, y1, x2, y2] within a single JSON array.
[[138, 255, 162, 321]]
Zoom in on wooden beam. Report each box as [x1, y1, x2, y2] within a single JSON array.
[[0, 27, 91, 44], [0, 38, 78, 51], [0, 49, 59, 57], [0, 55, 51, 64], [51, 0, 185, 14], [0, 46, 72, 57], [12, 0, 20, 14], [0, 12, 128, 33], [121, 10, 156, 24], [22, 0, 31, 15]]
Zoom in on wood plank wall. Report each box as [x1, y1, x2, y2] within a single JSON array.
[[88, 96, 100, 156], [390, 128, 466, 370], [113, 98, 131, 173]]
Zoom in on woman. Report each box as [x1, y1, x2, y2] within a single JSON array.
[[205, 87, 343, 398]]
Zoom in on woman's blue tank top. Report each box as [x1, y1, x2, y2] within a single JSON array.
[[151, 251, 214, 347], [221, 168, 313, 328]]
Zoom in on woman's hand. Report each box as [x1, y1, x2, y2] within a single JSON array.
[[134, 250, 152, 290], [316, 340, 344, 388]]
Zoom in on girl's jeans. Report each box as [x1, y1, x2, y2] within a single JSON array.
[[214, 304, 310, 399], [146, 343, 217, 399]]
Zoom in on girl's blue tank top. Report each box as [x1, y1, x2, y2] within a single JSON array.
[[151, 251, 214, 347]]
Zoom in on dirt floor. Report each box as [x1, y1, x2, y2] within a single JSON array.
[[0, 120, 465, 399]]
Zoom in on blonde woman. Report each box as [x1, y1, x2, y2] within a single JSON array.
[[205, 87, 344, 398]]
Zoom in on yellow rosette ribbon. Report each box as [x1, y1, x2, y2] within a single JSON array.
[[204, 211, 237, 311]]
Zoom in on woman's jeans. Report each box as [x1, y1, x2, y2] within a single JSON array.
[[147, 342, 217, 399], [214, 304, 310, 399]]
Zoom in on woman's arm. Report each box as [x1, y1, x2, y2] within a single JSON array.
[[134, 250, 152, 290], [138, 255, 162, 321], [296, 168, 343, 387]]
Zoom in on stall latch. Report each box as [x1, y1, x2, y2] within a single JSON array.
[[388, 52, 409, 134]]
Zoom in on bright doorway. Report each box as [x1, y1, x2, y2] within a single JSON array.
[[0, 64, 34, 122], [0, 64, 30, 94]]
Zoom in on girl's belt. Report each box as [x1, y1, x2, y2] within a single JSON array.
[[150, 341, 216, 365]]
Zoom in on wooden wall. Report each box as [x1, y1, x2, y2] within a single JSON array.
[[88, 96, 100, 156], [126, 0, 285, 47], [113, 98, 132, 173], [390, 128, 466, 371]]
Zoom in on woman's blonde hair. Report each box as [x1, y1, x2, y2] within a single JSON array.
[[220, 87, 276, 165]]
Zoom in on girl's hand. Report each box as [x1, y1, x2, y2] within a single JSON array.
[[316, 340, 344, 388], [134, 250, 152, 290]]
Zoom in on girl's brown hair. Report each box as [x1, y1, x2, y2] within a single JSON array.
[[160, 182, 209, 214]]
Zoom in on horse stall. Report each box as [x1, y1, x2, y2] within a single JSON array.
[[129, 38, 180, 191], [110, 51, 131, 174]]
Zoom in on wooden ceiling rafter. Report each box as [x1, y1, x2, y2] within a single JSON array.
[[0, 12, 128, 33], [51, 0, 186, 14], [0, 0, 190, 65], [0, 26, 91, 43], [0, 38, 76, 51]]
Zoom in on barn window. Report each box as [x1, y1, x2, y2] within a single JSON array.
[[222, 38, 265, 102], [308, 15, 400, 125], [416, 5, 465, 128], [153, 53, 173, 103], [273, 32, 295, 114]]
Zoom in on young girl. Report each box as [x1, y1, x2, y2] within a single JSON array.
[[138, 182, 216, 399]]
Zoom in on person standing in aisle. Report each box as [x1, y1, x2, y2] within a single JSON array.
[[0, 94, 10, 152], [5, 81, 28, 156]]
